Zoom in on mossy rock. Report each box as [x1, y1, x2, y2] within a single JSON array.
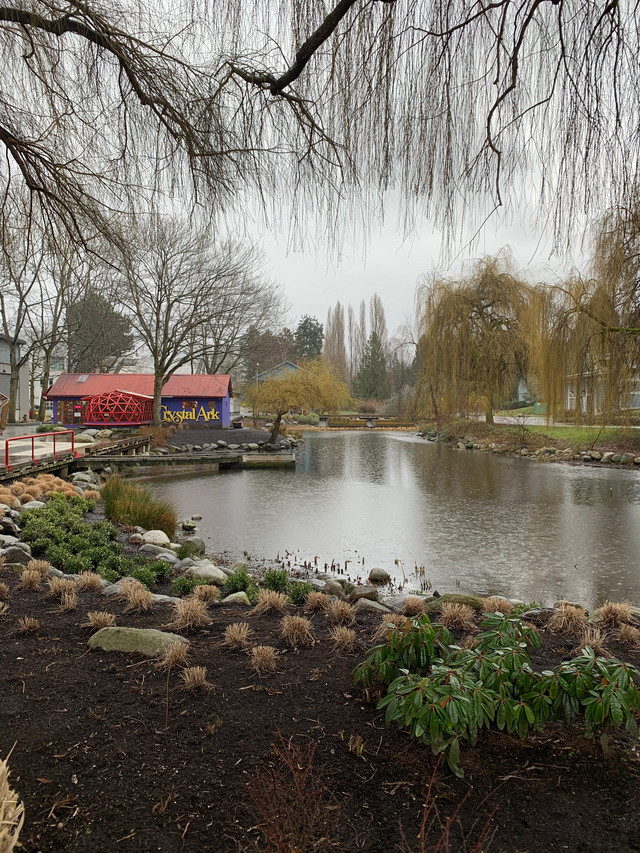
[[88, 627, 189, 655], [422, 593, 485, 613]]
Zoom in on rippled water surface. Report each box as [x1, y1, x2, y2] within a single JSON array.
[[150, 431, 640, 606]]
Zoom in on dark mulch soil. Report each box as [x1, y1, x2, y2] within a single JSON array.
[[170, 426, 273, 446], [2, 578, 640, 853]]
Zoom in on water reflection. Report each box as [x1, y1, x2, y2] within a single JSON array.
[[149, 432, 640, 608]]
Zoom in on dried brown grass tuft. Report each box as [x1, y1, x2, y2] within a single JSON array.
[[280, 615, 315, 647], [83, 489, 101, 501], [619, 623, 640, 647], [327, 600, 356, 625], [304, 592, 329, 614], [330, 626, 357, 654], [576, 627, 609, 657], [403, 595, 425, 616], [548, 603, 588, 636], [26, 559, 50, 578], [75, 572, 104, 592], [156, 641, 190, 670], [372, 612, 408, 641], [439, 602, 476, 631], [17, 616, 39, 633], [82, 611, 116, 630], [0, 752, 24, 853], [252, 589, 289, 615], [599, 600, 632, 627], [166, 597, 212, 631], [9, 483, 26, 496], [0, 602, 8, 617], [0, 582, 9, 601], [481, 597, 513, 614], [223, 622, 252, 650], [181, 666, 213, 691], [19, 492, 36, 504], [249, 645, 279, 676], [193, 584, 219, 604], [17, 570, 41, 591], [59, 590, 78, 611], [119, 579, 154, 613], [46, 577, 75, 598]]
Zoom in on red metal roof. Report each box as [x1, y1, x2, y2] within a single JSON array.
[[46, 373, 233, 399]]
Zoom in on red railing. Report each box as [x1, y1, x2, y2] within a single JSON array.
[[4, 430, 77, 469]]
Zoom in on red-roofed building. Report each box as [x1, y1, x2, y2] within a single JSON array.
[[45, 374, 234, 427]]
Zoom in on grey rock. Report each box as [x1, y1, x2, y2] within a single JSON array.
[[138, 543, 174, 558], [0, 518, 21, 535], [88, 627, 188, 655], [193, 445, 202, 451], [588, 450, 602, 460], [74, 433, 96, 444], [81, 428, 99, 437], [174, 558, 196, 572], [620, 453, 634, 464], [0, 534, 20, 548], [0, 503, 11, 515], [216, 441, 227, 448], [323, 579, 345, 597], [73, 471, 99, 484], [141, 529, 171, 547], [128, 533, 144, 545], [156, 553, 179, 565], [0, 545, 31, 565], [520, 607, 557, 620], [349, 584, 379, 603], [221, 591, 251, 606], [185, 563, 227, 585], [601, 452, 615, 463], [355, 598, 391, 614], [228, 444, 240, 450], [181, 520, 197, 532], [368, 567, 391, 584], [230, 560, 247, 573], [184, 536, 206, 555], [612, 454, 622, 463], [247, 443, 260, 451], [150, 594, 181, 605], [191, 514, 203, 520]]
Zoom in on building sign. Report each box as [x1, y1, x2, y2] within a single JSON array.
[[161, 400, 221, 424]]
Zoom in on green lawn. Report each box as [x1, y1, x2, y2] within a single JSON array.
[[525, 424, 634, 445]]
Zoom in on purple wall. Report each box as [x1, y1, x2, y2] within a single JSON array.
[[160, 395, 230, 428]]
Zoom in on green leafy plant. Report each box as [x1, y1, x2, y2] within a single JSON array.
[[177, 540, 204, 560], [171, 575, 208, 596], [263, 568, 290, 593], [510, 601, 542, 617], [357, 611, 640, 777], [287, 581, 313, 606]]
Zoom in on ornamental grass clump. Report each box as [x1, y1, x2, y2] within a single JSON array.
[[59, 589, 78, 611], [481, 597, 513, 614], [181, 666, 213, 691], [403, 595, 425, 617], [101, 474, 177, 538], [280, 615, 315, 647], [304, 592, 329, 614], [372, 612, 408, 642], [439, 602, 476, 632], [75, 571, 104, 592], [252, 589, 289, 615], [619, 623, 640, 647], [223, 622, 252, 650], [327, 600, 355, 625], [547, 603, 588, 636], [156, 641, 190, 671], [330, 626, 357, 654], [0, 582, 9, 601], [17, 616, 39, 633], [17, 570, 41, 591], [193, 584, 219, 604], [0, 753, 24, 853], [82, 611, 116, 630], [119, 579, 154, 613], [576, 627, 609, 657], [356, 611, 640, 777], [26, 559, 50, 578], [249, 645, 279, 676], [166, 597, 212, 631], [599, 600, 633, 627], [46, 577, 75, 599]]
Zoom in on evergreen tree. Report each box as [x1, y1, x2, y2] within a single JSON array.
[[354, 331, 388, 400], [294, 315, 323, 361]]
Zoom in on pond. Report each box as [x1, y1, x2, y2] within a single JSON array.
[[148, 431, 640, 607]]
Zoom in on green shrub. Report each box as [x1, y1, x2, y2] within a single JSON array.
[[262, 568, 289, 593], [224, 568, 258, 603], [287, 581, 313, 606], [63, 553, 94, 574], [510, 601, 543, 617], [46, 544, 74, 570], [171, 575, 208, 596], [96, 566, 119, 583], [130, 565, 160, 588], [101, 475, 177, 537], [356, 612, 640, 777]]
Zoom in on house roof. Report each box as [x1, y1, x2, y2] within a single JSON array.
[[46, 373, 233, 399], [257, 361, 301, 381]]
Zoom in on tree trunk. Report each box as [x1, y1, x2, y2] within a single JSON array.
[[29, 357, 35, 420], [38, 351, 52, 421], [485, 402, 494, 425], [8, 345, 19, 423], [429, 382, 440, 422], [153, 372, 164, 426], [269, 412, 284, 444]]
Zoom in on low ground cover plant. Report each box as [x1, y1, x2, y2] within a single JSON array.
[[223, 568, 259, 604], [20, 495, 171, 586], [355, 612, 640, 776]]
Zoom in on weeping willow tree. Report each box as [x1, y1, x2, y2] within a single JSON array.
[[1, 2, 640, 248], [530, 195, 640, 423], [414, 256, 529, 425]]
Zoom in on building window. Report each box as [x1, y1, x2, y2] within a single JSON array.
[[182, 400, 197, 410]]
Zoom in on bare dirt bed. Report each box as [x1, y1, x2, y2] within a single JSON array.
[[2, 576, 640, 852]]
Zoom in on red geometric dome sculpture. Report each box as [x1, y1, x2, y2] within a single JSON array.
[[82, 390, 154, 426]]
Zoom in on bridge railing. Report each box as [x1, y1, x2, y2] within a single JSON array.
[[4, 430, 77, 470]]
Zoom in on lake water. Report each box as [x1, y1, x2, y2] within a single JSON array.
[[149, 431, 640, 607]]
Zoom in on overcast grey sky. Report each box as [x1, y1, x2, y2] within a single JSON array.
[[251, 202, 587, 337]]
